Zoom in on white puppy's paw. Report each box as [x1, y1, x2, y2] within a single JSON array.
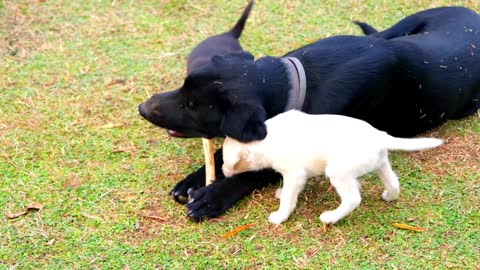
[[319, 210, 341, 224], [381, 190, 399, 201], [268, 211, 288, 225], [274, 188, 283, 200]]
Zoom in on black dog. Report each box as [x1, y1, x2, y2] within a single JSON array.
[[139, 7, 480, 221], [166, 0, 253, 138]]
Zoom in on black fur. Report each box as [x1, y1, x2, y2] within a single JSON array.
[[220, 103, 268, 142], [139, 7, 480, 221]]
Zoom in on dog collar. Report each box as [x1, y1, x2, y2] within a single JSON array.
[[281, 57, 307, 111]]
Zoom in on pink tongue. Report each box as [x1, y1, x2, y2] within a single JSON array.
[[167, 130, 186, 137]]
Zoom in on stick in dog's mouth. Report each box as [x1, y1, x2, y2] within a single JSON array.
[[202, 138, 216, 185]]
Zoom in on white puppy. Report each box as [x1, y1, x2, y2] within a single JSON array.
[[222, 110, 443, 225]]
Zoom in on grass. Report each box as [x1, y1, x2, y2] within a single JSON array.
[[1, 0, 479, 269]]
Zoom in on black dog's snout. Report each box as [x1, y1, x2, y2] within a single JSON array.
[[139, 99, 167, 124], [138, 102, 148, 119]]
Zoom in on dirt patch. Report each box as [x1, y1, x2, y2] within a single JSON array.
[[123, 197, 189, 242], [1, 2, 44, 57], [409, 132, 479, 177]]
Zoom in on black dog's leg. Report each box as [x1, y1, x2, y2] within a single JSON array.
[[187, 169, 282, 222], [171, 148, 224, 203], [171, 165, 206, 204]]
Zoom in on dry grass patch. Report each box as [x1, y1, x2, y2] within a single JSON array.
[[410, 128, 479, 177]]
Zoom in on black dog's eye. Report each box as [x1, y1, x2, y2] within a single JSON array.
[[209, 105, 214, 109], [188, 100, 196, 109], [179, 104, 184, 109]]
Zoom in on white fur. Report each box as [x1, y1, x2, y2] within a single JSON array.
[[222, 110, 443, 225]]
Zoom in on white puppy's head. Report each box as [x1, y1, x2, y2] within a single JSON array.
[[222, 137, 257, 177]]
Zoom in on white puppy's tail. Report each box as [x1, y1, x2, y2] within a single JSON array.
[[384, 135, 443, 152]]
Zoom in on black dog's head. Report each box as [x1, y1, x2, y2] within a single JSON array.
[[139, 51, 268, 142]]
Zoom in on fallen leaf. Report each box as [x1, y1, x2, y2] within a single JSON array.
[[391, 222, 426, 232], [134, 220, 141, 231], [108, 79, 127, 86], [27, 203, 44, 211], [99, 123, 124, 129], [121, 265, 130, 270], [46, 239, 55, 246], [221, 223, 257, 240], [5, 211, 28, 219], [5, 202, 44, 219], [111, 148, 128, 153]]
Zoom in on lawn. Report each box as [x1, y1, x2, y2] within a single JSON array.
[[1, 0, 479, 269]]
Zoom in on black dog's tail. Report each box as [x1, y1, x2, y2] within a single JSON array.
[[353, 21, 378, 35], [230, 0, 254, 38]]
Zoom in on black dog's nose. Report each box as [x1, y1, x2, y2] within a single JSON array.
[[138, 102, 148, 119]]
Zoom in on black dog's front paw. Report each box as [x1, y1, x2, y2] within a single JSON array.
[[186, 182, 232, 222], [185, 170, 282, 222], [171, 169, 206, 204]]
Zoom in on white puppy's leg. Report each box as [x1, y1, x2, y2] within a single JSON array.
[[320, 176, 361, 224], [376, 160, 400, 201], [268, 173, 307, 225]]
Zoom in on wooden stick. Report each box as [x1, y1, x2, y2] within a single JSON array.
[[202, 138, 216, 185]]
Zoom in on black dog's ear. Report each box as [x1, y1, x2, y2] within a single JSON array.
[[184, 64, 220, 87], [221, 103, 267, 142], [230, 51, 254, 61]]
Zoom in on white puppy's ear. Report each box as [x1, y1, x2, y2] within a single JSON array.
[[232, 146, 253, 173], [222, 139, 243, 176], [222, 139, 254, 176], [232, 146, 247, 171], [240, 145, 253, 164]]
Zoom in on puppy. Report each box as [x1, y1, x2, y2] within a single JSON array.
[[186, 0, 254, 74], [222, 110, 443, 225]]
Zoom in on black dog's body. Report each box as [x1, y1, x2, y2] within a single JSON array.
[[139, 7, 480, 221], [186, 0, 253, 75]]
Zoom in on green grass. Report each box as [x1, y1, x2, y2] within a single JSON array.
[[1, 0, 479, 269]]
